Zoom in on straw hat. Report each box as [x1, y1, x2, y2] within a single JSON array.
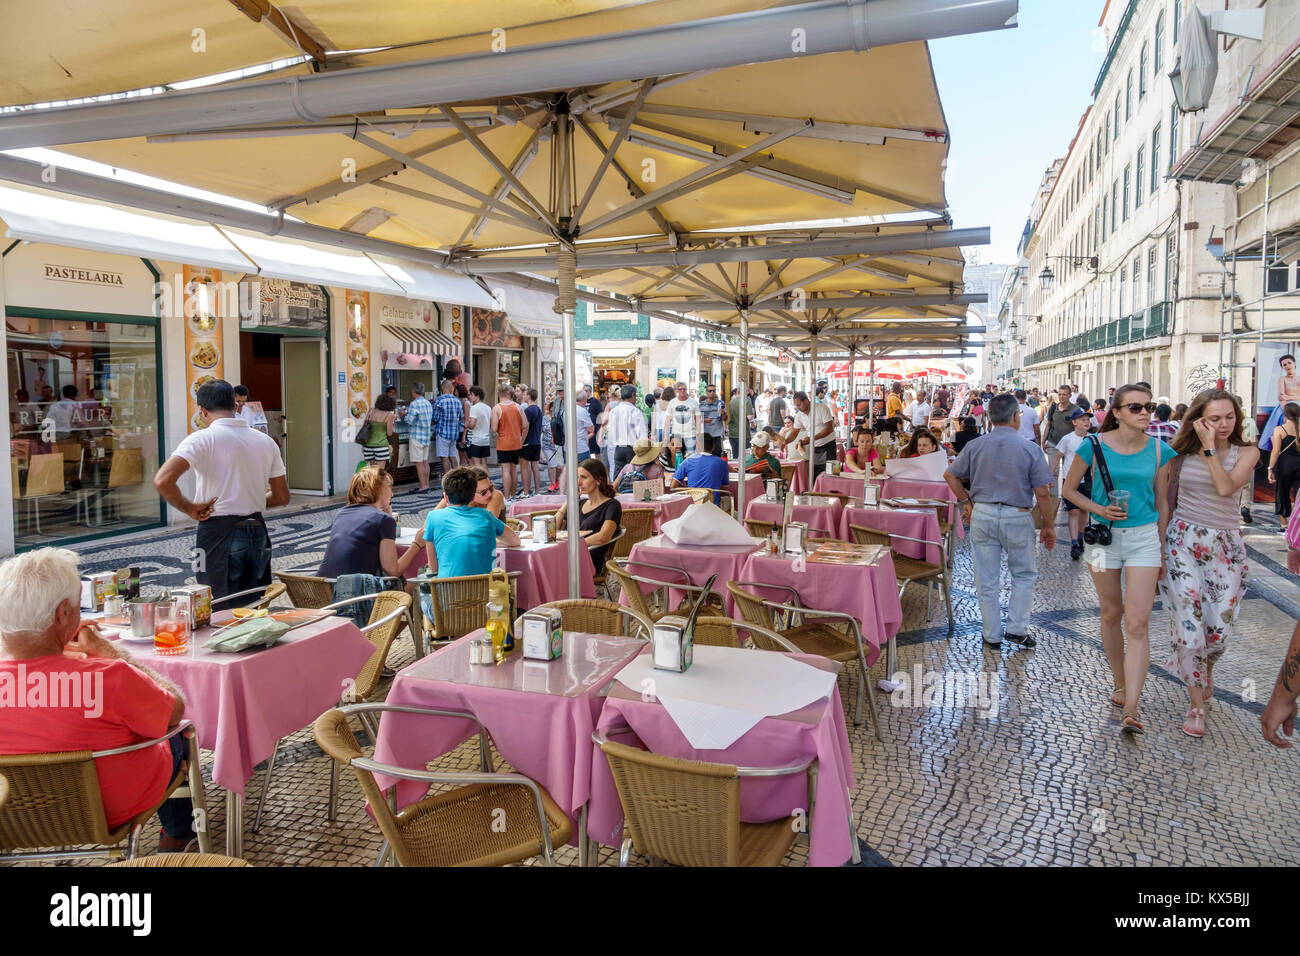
[[631, 436, 662, 465]]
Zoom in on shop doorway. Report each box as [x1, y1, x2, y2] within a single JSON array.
[[238, 331, 330, 495]]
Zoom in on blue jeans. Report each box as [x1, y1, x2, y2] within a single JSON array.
[[157, 733, 194, 838], [969, 503, 1038, 643], [227, 523, 272, 595]]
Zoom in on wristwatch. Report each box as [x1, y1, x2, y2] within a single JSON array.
[[1203, 448, 1216, 457]]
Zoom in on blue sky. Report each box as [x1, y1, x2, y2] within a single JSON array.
[[931, 0, 1108, 266]]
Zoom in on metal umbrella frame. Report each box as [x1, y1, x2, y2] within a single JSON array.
[[0, 0, 1015, 594]]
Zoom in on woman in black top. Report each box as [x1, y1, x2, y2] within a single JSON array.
[[554, 458, 622, 573], [1269, 402, 1300, 519], [953, 417, 981, 453]]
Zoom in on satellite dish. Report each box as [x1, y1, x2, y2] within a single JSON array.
[[1169, 7, 1217, 113]]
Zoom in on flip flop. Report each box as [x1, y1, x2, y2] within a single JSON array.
[[1120, 714, 1145, 736]]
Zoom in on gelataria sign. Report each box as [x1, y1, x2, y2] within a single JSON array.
[[43, 264, 124, 286]]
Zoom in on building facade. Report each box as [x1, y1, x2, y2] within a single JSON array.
[[1022, 0, 1234, 404]]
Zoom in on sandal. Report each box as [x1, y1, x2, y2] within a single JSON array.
[[1181, 707, 1206, 739], [1120, 713, 1145, 736], [1109, 687, 1126, 708]]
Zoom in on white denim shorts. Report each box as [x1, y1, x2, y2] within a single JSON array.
[[1085, 521, 1161, 571]]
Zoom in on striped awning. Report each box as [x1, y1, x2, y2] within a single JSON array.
[[382, 324, 459, 357]]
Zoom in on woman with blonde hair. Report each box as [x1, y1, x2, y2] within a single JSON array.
[[1161, 389, 1258, 738], [319, 466, 425, 579], [1061, 383, 1172, 736]]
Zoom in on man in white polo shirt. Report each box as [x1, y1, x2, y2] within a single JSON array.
[[153, 380, 290, 599]]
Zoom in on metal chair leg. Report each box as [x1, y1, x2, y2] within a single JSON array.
[[329, 757, 339, 821], [942, 567, 954, 634], [619, 836, 633, 867], [252, 739, 280, 833], [478, 731, 493, 772], [860, 654, 882, 741], [125, 823, 142, 859], [375, 841, 391, 867], [186, 731, 212, 854]]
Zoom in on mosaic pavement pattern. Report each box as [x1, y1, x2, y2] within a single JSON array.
[[14, 488, 1300, 867]]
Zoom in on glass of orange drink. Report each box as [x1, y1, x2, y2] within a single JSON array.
[[154, 599, 190, 656]]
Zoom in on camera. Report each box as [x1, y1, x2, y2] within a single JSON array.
[[1082, 523, 1112, 546]]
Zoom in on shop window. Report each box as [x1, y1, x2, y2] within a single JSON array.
[[7, 312, 163, 549]]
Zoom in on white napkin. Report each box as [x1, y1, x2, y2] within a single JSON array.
[[660, 502, 755, 546], [615, 647, 837, 749], [885, 449, 948, 481]]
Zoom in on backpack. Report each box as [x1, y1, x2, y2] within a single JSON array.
[[551, 403, 565, 444], [616, 467, 647, 494]]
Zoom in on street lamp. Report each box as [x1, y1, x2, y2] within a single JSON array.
[[1038, 256, 1098, 290]]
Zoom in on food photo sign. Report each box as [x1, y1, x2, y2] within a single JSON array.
[[183, 264, 224, 433], [345, 290, 371, 424]]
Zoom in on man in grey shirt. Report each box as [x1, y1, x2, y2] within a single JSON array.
[[768, 386, 789, 430], [944, 392, 1056, 649]]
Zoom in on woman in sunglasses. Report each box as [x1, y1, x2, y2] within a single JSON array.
[[1061, 383, 1173, 736], [1161, 390, 1257, 738]]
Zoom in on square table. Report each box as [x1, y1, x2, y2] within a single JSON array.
[[111, 613, 374, 856], [624, 534, 764, 614], [727, 471, 764, 503], [879, 477, 961, 530], [738, 547, 901, 670], [840, 503, 945, 564], [399, 529, 597, 607], [744, 495, 844, 538], [588, 648, 858, 867], [814, 472, 873, 499], [508, 493, 692, 533], [372, 629, 646, 856]]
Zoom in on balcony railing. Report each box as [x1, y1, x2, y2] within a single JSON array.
[[1024, 302, 1172, 367]]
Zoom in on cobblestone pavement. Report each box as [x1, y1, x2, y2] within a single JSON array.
[[25, 497, 1300, 867]]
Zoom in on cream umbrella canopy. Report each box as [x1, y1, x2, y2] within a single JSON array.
[[0, 0, 1015, 596]]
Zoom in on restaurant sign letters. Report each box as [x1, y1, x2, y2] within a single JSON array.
[[43, 264, 125, 286]]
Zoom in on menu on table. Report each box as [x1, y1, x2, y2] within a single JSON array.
[[807, 542, 884, 566]]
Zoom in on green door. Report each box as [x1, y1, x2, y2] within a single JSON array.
[[280, 337, 326, 493]]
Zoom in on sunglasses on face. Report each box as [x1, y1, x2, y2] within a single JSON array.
[[475, 486, 493, 497], [1122, 402, 1157, 414]]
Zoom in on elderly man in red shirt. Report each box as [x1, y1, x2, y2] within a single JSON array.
[[0, 548, 195, 851]]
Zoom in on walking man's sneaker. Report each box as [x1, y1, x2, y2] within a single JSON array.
[[1005, 632, 1037, 648], [982, 635, 1002, 648], [1070, 541, 1083, 561]]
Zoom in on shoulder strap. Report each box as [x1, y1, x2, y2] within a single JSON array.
[[1089, 435, 1116, 496]]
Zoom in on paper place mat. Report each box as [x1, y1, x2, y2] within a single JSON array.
[[614, 646, 836, 749], [396, 529, 418, 546]]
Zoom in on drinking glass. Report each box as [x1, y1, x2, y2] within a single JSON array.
[[1107, 490, 1130, 518], [154, 598, 190, 656]]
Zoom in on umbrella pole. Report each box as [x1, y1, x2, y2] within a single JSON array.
[[869, 354, 876, 428], [553, 110, 583, 600], [808, 331, 817, 497], [735, 309, 749, 524]]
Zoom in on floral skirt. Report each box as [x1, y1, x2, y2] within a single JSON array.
[[1160, 517, 1247, 689]]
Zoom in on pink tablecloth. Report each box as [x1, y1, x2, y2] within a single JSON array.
[[745, 497, 844, 538], [502, 540, 597, 607], [788, 461, 811, 496], [814, 472, 871, 499], [840, 504, 944, 565], [624, 535, 761, 614], [373, 629, 646, 833], [880, 478, 964, 538], [131, 616, 374, 796], [588, 652, 858, 867], [508, 493, 692, 533], [739, 549, 901, 668], [727, 472, 764, 503]]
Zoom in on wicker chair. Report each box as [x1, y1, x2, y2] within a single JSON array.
[[273, 569, 336, 609], [505, 517, 526, 533], [314, 705, 573, 867], [211, 581, 286, 612], [616, 507, 656, 557], [726, 580, 880, 740], [110, 852, 250, 867], [594, 731, 812, 866], [418, 571, 522, 646], [691, 617, 798, 650], [615, 557, 727, 619], [0, 773, 8, 814], [0, 721, 210, 862], [850, 524, 953, 634], [745, 518, 776, 538], [520, 599, 653, 640], [252, 591, 416, 831], [681, 487, 735, 514], [592, 528, 627, 598]]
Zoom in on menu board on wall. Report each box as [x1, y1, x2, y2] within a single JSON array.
[[441, 303, 464, 348], [470, 307, 523, 349], [183, 264, 224, 433], [345, 290, 371, 421]]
